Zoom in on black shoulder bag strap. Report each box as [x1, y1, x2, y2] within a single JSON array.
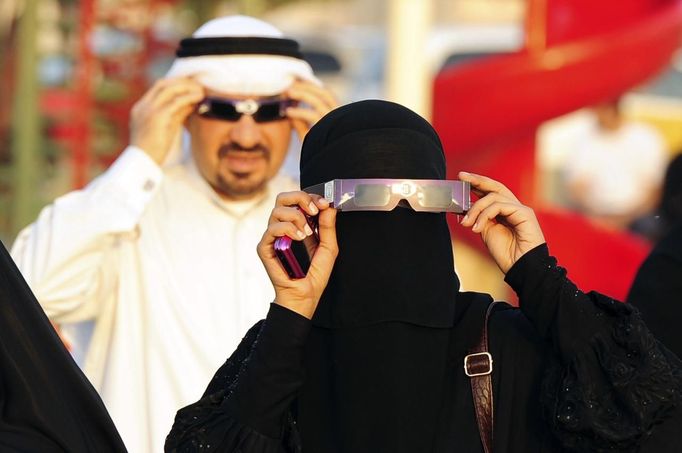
[[464, 301, 500, 453]]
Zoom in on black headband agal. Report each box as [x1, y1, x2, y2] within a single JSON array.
[[176, 36, 304, 59]]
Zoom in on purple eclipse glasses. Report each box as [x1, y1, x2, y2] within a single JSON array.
[[303, 179, 471, 213], [196, 97, 297, 122], [275, 179, 470, 279]]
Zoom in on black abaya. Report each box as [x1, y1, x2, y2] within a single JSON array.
[[0, 240, 126, 452], [627, 224, 682, 358], [165, 245, 682, 452]]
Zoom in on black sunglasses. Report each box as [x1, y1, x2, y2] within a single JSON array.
[[196, 97, 297, 122]]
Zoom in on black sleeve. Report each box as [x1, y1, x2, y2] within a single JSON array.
[[627, 243, 682, 359], [165, 303, 311, 453], [505, 244, 682, 452]]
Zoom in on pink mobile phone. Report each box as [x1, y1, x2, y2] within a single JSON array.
[[274, 211, 319, 279]]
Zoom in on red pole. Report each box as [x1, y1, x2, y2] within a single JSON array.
[[525, 0, 548, 54], [73, 0, 95, 188]]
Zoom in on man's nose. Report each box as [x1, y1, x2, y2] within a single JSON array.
[[229, 114, 261, 148]]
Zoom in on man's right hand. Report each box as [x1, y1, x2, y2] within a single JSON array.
[[129, 77, 205, 165]]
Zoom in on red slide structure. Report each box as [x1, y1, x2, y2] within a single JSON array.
[[433, 0, 682, 300]]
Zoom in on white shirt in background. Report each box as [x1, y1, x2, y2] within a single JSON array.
[[563, 121, 667, 216]]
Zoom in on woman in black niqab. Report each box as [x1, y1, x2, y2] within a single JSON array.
[[0, 240, 126, 452], [167, 100, 682, 453]]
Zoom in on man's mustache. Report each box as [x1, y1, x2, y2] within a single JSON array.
[[218, 143, 269, 157]]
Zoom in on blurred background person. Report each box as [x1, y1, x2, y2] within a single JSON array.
[[627, 153, 682, 358], [561, 97, 668, 230], [10, 15, 335, 453]]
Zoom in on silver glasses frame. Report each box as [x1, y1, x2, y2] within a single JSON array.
[[303, 178, 471, 213]]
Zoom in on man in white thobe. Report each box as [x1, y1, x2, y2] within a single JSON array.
[[11, 16, 337, 453]]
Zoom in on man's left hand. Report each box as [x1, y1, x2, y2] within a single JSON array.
[[285, 80, 338, 140], [458, 171, 546, 274]]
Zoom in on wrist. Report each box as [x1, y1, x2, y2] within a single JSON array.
[[273, 296, 318, 320], [504, 243, 552, 295], [130, 139, 167, 165]]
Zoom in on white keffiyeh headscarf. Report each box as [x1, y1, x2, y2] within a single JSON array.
[[165, 15, 319, 96]]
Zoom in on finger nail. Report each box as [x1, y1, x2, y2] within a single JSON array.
[[461, 214, 468, 224], [304, 224, 313, 236], [308, 202, 319, 214], [297, 230, 306, 240], [460, 171, 470, 177], [319, 198, 330, 206], [473, 221, 479, 231]]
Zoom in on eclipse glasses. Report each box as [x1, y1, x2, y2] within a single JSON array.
[[196, 97, 297, 122], [304, 179, 471, 214], [275, 178, 470, 279]]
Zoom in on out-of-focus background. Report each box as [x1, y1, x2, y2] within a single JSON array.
[[2, 0, 682, 301]]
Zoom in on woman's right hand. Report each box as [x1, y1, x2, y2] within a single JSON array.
[[257, 191, 338, 319]]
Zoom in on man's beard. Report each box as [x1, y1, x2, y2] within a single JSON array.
[[215, 173, 268, 198], [214, 143, 270, 199]]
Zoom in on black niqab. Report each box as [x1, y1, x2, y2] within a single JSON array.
[[296, 100, 460, 451], [300, 100, 459, 328], [0, 240, 126, 452]]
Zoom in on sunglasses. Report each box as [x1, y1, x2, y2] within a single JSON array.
[[303, 179, 471, 213], [196, 97, 297, 122]]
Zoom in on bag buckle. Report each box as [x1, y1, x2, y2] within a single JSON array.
[[464, 352, 493, 377]]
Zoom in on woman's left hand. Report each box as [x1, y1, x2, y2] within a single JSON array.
[[458, 171, 546, 274]]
